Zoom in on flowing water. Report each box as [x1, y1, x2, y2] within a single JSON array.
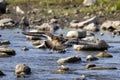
[[0, 28, 120, 80]]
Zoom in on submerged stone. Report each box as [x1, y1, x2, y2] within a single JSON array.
[[57, 56, 81, 64]]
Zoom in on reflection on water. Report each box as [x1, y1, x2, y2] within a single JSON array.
[[0, 28, 120, 80]]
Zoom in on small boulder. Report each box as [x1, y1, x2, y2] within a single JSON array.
[[96, 51, 113, 58], [83, 23, 99, 32], [35, 22, 59, 32], [0, 52, 10, 57], [85, 64, 96, 69], [16, 6, 24, 14], [70, 16, 97, 28], [0, 47, 16, 55], [0, 18, 15, 28], [0, 70, 5, 76], [88, 66, 117, 70], [15, 64, 31, 78], [21, 47, 29, 51], [53, 65, 69, 74], [73, 38, 109, 51], [0, 0, 7, 14], [33, 40, 46, 49], [1, 40, 10, 45], [57, 56, 81, 64], [66, 30, 86, 39], [101, 20, 120, 32], [83, 0, 97, 7], [86, 55, 98, 61]]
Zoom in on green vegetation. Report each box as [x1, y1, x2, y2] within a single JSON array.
[[115, 0, 120, 10], [6, 0, 120, 15]]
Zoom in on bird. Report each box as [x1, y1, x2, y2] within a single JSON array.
[[22, 31, 67, 52], [42, 34, 67, 52]]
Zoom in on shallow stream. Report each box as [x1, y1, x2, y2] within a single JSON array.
[[0, 28, 120, 80]]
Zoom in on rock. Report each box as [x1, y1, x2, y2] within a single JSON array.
[[0, 18, 15, 28], [58, 65, 69, 71], [101, 20, 120, 32], [24, 30, 41, 40], [48, 9, 53, 14], [85, 64, 96, 69], [86, 55, 98, 61], [83, 0, 97, 7], [57, 56, 81, 64], [73, 38, 109, 51], [0, 52, 10, 57], [66, 30, 86, 39], [53, 65, 69, 74], [26, 35, 40, 40], [0, 47, 16, 55], [0, 70, 5, 76], [80, 74, 87, 80], [21, 47, 29, 51], [16, 6, 24, 14], [112, 30, 120, 36], [70, 16, 97, 28], [35, 23, 59, 32], [88, 66, 117, 70], [83, 23, 99, 32], [15, 64, 31, 78], [0, 0, 7, 13], [33, 40, 46, 49], [1, 40, 10, 45], [96, 51, 113, 58]]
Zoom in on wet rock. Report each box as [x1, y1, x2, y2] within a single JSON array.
[[96, 51, 113, 58], [86, 55, 98, 61], [57, 56, 81, 64], [85, 64, 96, 69], [0, 0, 7, 14], [101, 20, 120, 32], [0, 52, 10, 57], [24, 30, 41, 40], [100, 33, 104, 36], [73, 37, 109, 51], [0, 70, 5, 76], [80, 74, 87, 80], [66, 30, 86, 39], [58, 65, 69, 71], [15, 64, 31, 78], [112, 30, 120, 36], [70, 16, 97, 28], [83, 0, 97, 7], [21, 47, 29, 51], [0, 47, 16, 55], [83, 23, 99, 32], [35, 22, 59, 32], [0, 18, 15, 28], [1, 40, 10, 45], [33, 40, 46, 49], [88, 66, 117, 70], [53, 65, 69, 74]]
